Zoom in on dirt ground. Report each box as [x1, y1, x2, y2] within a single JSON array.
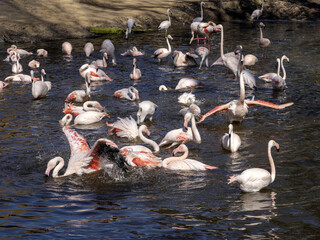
[[0, 0, 319, 43]]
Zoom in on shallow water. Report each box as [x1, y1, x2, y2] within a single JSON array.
[[0, 21, 320, 239]]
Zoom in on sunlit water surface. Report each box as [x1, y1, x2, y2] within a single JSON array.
[[0, 21, 320, 239]]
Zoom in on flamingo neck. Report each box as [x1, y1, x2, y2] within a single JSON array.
[[260, 27, 263, 40], [276, 58, 281, 77], [52, 157, 65, 178], [261, 0, 264, 10], [139, 128, 160, 153], [162, 147, 188, 167], [239, 72, 245, 103], [83, 102, 97, 112], [167, 37, 171, 53], [191, 114, 201, 144], [281, 57, 287, 80], [200, 3, 204, 21], [167, 10, 171, 24], [268, 142, 276, 183], [219, 25, 225, 60]]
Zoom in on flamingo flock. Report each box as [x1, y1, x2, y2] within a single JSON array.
[[1, 2, 295, 193]]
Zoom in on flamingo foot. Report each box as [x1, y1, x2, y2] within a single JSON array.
[[228, 175, 237, 184]]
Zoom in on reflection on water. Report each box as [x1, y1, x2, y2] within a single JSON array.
[[0, 20, 320, 238]]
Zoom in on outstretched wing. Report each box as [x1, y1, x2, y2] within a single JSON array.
[[63, 126, 90, 157], [245, 100, 294, 109], [197, 103, 231, 123], [87, 138, 128, 172]]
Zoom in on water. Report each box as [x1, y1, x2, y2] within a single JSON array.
[[0, 21, 320, 239]]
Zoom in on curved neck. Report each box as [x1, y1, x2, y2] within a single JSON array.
[[128, 88, 136, 100], [162, 148, 188, 167], [167, 37, 171, 53], [139, 128, 160, 153], [239, 72, 245, 103], [281, 57, 286, 80], [52, 158, 65, 178], [268, 143, 276, 183], [83, 101, 99, 112], [191, 114, 201, 144]]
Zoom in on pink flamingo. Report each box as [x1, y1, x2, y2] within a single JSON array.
[[113, 86, 139, 101], [62, 42, 72, 56], [259, 22, 271, 58], [130, 58, 141, 80], [158, 9, 172, 36], [175, 78, 204, 90], [152, 35, 173, 63], [65, 73, 90, 103], [84, 42, 94, 57], [79, 62, 112, 81], [63, 101, 104, 116], [37, 49, 48, 57]]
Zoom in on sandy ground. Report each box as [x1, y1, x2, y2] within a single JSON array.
[[0, 0, 319, 43]]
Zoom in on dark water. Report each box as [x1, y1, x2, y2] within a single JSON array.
[[0, 21, 320, 239]]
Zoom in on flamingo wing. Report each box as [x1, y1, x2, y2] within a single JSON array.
[[197, 103, 231, 123], [245, 100, 294, 109], [63, 126, 90, 157]]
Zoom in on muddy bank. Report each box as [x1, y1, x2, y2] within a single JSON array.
[[0, 0, 319, 43]]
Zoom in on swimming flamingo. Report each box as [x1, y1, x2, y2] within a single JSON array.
[[158, 9, 172, 36], [259, 22, 270, 58], [195, 46, 210, 69], [130, 58, 141, 80], [250, 0, 264, 20], [192, 1, 205, 23], [5, 73, 32, 82], [28, 60, 40, 69], [63, 101, 104, 116], [173, 51, 198, 67], [60, 112, 109, 126], [197, 71, 294, 123], [228, 139, 279, 192], [100, 39, 116, 64], [65, 73, 90, 103], [31, 69, 51, 99], [152, 35, 173, 63], [79, 62, 112, 81], [113, 86, 140, 101], [221, 124, 241, 152], [175, 78, 204, 90], [37, 49, 48, 57], [258, 55, 289, 83], [236, 45, 256, 89], [271, 56, 289, 90], [161, 144, 218, 170], [125, 19, 135, 39], [107, 116, 139, 141], [137, 100, 158, 124], [62, 42, 72, 56], [45, 118, 128, 178], [84, 42, 94, 57], [7, 45, 32, 56]]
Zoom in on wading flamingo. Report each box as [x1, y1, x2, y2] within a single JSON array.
[[158, 9, 172, 36], [95, 52, 108, 68], [259, 22, 270, 58], [130, 58, 141, 80], [31, 69, 51, 99], [137, 100, 158, 124], [173, 51, 198, 67], [228, 139, 279, 192], [63, 101, 104, 116], [79, 62, 112, 81], [192, 1, 205, 23], [84, 42, 94, 57], [62, 42, 72, 56], [221, 124, 241, 152], [60, 112, 109, 126], [125, 19, 135, 39], [250, 0, 264, 20], [100, 39, 116, 64], [195, 46, 210, 69], [152, 35, 173, 63], [236, 45, 256, 89]]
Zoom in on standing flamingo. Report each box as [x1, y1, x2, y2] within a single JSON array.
[[158, 9, 172, 36], [236, 45, 256, 89], [11, 52, 23, 74], [197, 71, 294, 124], [196, 21, 217, 49], [162, 144, 218, 170], [221, 124, 241, 152], [259, 22, 271, 58], [84, 42, 94, 57], [130, 58, 141, 80], [195, 46, 210, 69], [228, 140, 279, 192], [125, 19, 135, 39], [152, 35, 173, 63], [100, 39, 116, 64], [250, 0, 264, 20], [137, 100, 158, 124], [45, 117, 128, 178], [113, 86, 140, 101], [62, 42, 72, 56], [271, 56, 289, 90], [192, 1, 205, 23], [259, 55, 289, 84]]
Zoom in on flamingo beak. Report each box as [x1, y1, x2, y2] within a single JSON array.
[[146, 129, 151, 137]]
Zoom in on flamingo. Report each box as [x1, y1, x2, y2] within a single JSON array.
[[130, 58, 141, 80], [189, 22, 201, 45], [196, 21, 217, 49], [7, 45, 32, 56], [28, 60, 40, 69], [195, 46, 210, 69], [159, 105, 201, 148], [113, 86, 140, 101], [31, 69, 51, 99], [62, 42, 72, 56], [228, 140, 279, 192], [65, 73, 90, 103], [0, 81, 8, 91], [60, 112, 109, 126], [37, 49, 48, 57], [63, 101, 104, 116], [125, 19, 135, 39], [158, 9, 172, 36], [45, 118, 128, 178], [197, 71, 294, 124], [79, 62, 112, 81], [210, 24, 240, 78], [243, 54, 258, 67], [236, 45, 256, 89], [121, 46, 144, 56], [4, 73, 32, 82], [178, 92, 196, 105], [271, 56, 289, 91], [192, 1, 205, 23], [259, 55, 289, 83], [221, 124, 241, 152], [152, 35, 173, 63], [173, 51, 198, 67], [11, 52, 23, 74], [84, 42, 94, 57], [100, 39, 116, 64], [259, 22, 271, 58], [137, 100, 158, 124], [175, 78, 204, 90], [161, 144, 218, 171], [107, 116, 139, 141], [95, 52, 108, 68], [250, 0, 264, 20]]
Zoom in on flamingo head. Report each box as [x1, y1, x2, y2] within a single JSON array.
[[173, 144, 186, 155], [65, 92, 76, 102], [259, 22, 266, 28], [141, 125, 150, 136]]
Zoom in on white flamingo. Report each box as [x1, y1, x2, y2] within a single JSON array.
[[158, 9, 172, 36], [125, 19, 135, 39], [60, 112, 109, 126], [65, 73, 90, 103], [7, 45, 32, 56], [62, 42, 72, 56], [130, 58, 141, 80], [63, 101, 104, 116], [162, 144, 218, 171], [107, 116, 139, 141], [31, 69, 51, 99], [137, 100, 158, 124], [11, 52, 23, 74], [175, 78, 204, 90], [4, 74, 31, 82], [243, 54, 258, 67], [28, 60, 40, 69], [121, 46, 144, 56], [113, 86, 140, 101], [152, 35, 173, 63], [228, 140, 279, 192], [178, 92, 196, 105], [197, 71, 294, 124], [37, 49, 48, 57], [259, 22, 271, 58], [84, 42, 94, 57], [221, 124, 241, 152], [100, 39, 116, 64], [95, 52, 108, 68], [192, 1, 205, 23]]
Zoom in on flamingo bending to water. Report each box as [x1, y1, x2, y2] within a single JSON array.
[[137, 100, 158, 124], [84, 42, 94, 57], [62, 42, 72, 56], [197, 71, 294, 124], [63, 101, 104, 116], [113, 86, 139, 101], [7, 45, 32, 56], [121, 46, 144, 56], [228, 140, 279, 192], [162, 144, 218, 171], [100, 39, 116, 64], [60, 112, 109, 126], [175, 78, 204, 90], [195, 47, 210, 69], [79, 62, 112, 82], [37, 49, 48, 57], [173, 51, 198, 67]]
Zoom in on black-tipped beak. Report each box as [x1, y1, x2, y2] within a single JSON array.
[[277, 147, 280, 152]]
